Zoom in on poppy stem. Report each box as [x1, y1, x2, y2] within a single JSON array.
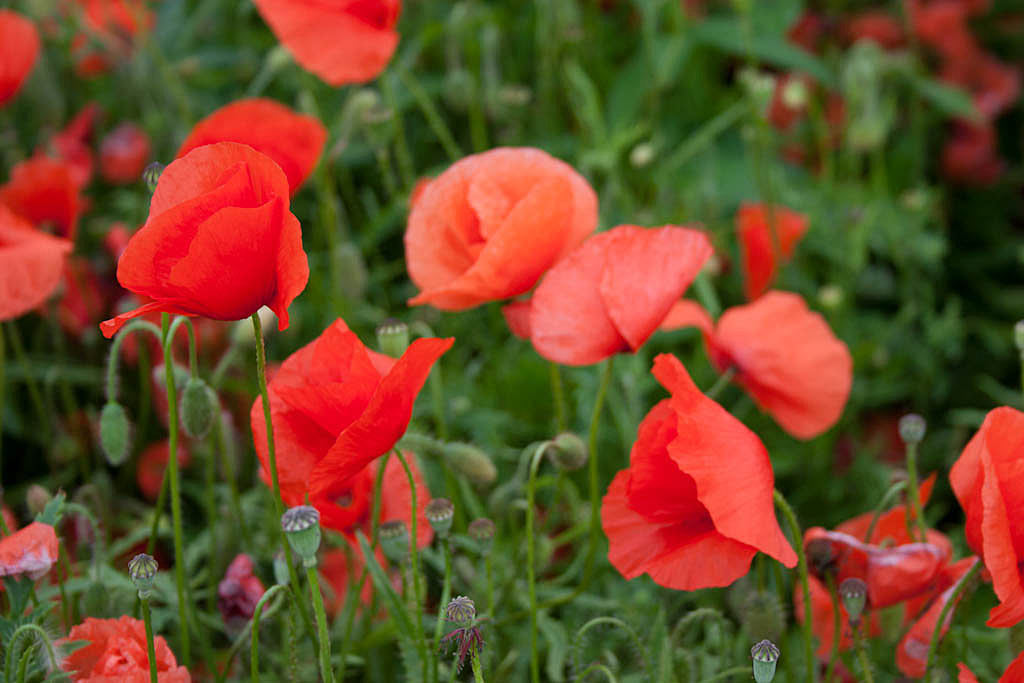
[[306, 565, 336, 683], [696, 666, 751, 683], [525, 442, 548, 683], [853, 623, 875, 683], [251, 313, 315, 638], [925, 558, 982, 676], [249, 584, 291, 683], [140, 595, 159, 683], [105, 320, 162, 401], [432, 537, 454, 673], [772, 488, 817, 683], [549, 362, 567, 432], [862, 480, 908, 542], [395, 64, 464, 162], [471, 646, 486, 683], [705, 367, 737, 401], [4, 322, 49, 432], [824, 575, 841, 683], [903, 441, 929, 543], [393, 449, 429, 682]]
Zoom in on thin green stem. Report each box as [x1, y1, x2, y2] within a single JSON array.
[[141, 596, 159, 683], [824, 575, 840, 683], [393, 449, 429, 682], [853, 624, 874, 683], [145, 467, 170, 556], [432, 537, 453, 682], [306, 565, 336, 683], [4, 322, 49, 429], [705, 367, 736, 401], [381, 72, 415, 188], [549, 362, 567, 432], [863, 480, 907, 542], [105, 320, 162, 401], [773, 489, 816, 683], [471, 647, 485, 683], [662, 100, 746, 172], [925, 559, 982, 676], [249, 584, 291, 683], [395, 64, 463, 161], [526, 442, 547, 683], [485, 553, 494, 619], [904, 442, 928, 543]]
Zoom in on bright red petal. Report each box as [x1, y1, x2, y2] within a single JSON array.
[[0, 206, 72, 322], [0, 10, 39, 107], [502, 299, 533, 340], [737, 203, 808, 300]]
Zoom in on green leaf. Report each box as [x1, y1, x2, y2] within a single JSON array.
[[356, 530, 415, 639], [905, 74, 979, 120]]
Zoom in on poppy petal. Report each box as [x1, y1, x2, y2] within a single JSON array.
[[502, 299, 532, 340], [0, 206, 72, 322], [658, 299, 714, 337], [0, 10, 39, 107]]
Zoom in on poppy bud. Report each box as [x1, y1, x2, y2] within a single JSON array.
[[750, 639, 780, 683], [898, 414, 926, 445], [806, 537, 837, 578], [128, 553, 158, 599], [180, 377, 216, 440], [142, 162, 164, 193], [26, 485, 52, 518], [445, 595, 476, 625], [425, 498, 455, 538], [99, 401, 131, 466], [1015, 320, 1024, 353], [375, 318, 409, 358], [839, 577, 868, 626], [467, 518, 495, 556], [446, 443, 497, 486], [542, 432, 588, 471], [281, 505, 321, 568], [333, 242, 368, 301], [379, 520, 409, 565]]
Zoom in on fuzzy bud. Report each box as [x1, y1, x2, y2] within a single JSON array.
[[898, 413, 926, 445], [180, 377, 216, 440], [142, 162, 164, 192], [839, 577, 868, 626], [26, 485, 52, 518], [467, 518, 495, 556], [424, 498, 455, 538], [128, 553, 158, 599], [750, 639, 780, 683], [446, 443, 497, 486], [542, 432, 588, 471], [379, 520, 409, 565], [281, 506, 321, 568], [376, 319, 409, 358], [445, 595, 476, 624], [99, 402, 131, 466]]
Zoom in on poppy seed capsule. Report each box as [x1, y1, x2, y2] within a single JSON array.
[[375, 318, 409, 358], [142, 162, 164, 192], [839, 577, 868, 626], [99, 401, 131, 466], [467, 518, 495, 556], [898, 414, 927, 445], [445, 596, 476, 625], [128, 553, 158, 599], [750, 639, 780, 683], [542, 432, 588, 471], [424, 498, 455, 538], [379, 520, 409, 565], [281, 506, 321, 567], [180, 377, 216, 440]]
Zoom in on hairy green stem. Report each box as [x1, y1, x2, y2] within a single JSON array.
[[773, 489, 816, 683], [432, 537, 453, 682], [394, 449, 428, 680], [306, 565, 336, 683], [904, 442, 928, 543], [249, 584, 291, 683], [925, 559, 982, 676], [854, 624, 874, 683], [471, 647, 486, 683], [105, 320, 162, 401], [705, 367, 736, 401], [526, 442, 548, 683], [549, 362, 567, 432], [141, 596, 159, 683], [396, 64, 463, 161], [825, 575, 840, 683]]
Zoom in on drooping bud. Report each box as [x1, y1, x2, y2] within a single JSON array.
[[467, 518, 495, 556], [376, 319, 410, 358], [424, 498, 455, 538], [128, 553, 158, 599], [281, 506, 322, 568], [180, 377, 216, 440], [99, 401, 131, 466], [446, 443, 497, 486], [839, 577, 868, 627], [445, 595, 476, 625], [750, 639, 780, 683], [379, 520, 409, 565], [898, 413, 926, 445], [26, 485, 52, 518], [142, 162, 164, 192], [542, 432, 588, 471]]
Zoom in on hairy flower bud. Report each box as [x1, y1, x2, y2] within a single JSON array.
[[751, 639, 780, 683], [281, 506, 321, 567], [99, 401, 131, 466], [128, 553, 158, 599], [375, 318, 410, 358], [446, 443, 497, 486], [180, 377, 216, 440], [542, 432, 588, 471], [425, 498, 455, 538], [898, 413, 926, 445], [26, 485, 52, 518], [379, 520, 409, 565]]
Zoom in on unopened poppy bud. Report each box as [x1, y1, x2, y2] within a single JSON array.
[[898, 413, 926, 445], [467, 518, 495, 556], [446, 443, 497, 485], [99, 401, 131, 466], [376, 319, 409, 358], [750, 639, 780, 683], [281, 506, 321, 568], [180, 377, 216, 440], [1015, 320, 1024, 353], [26, 485, 52, 518], [425, 498, 455, 538], [142, 162, 164, 192], [273, 550, 290, 586], [839, 577, 868, 626], [445, 595, 476, 624], [542, 432, 588, 471], [128, 553, 158, 599], [379, 520, 409, 565]]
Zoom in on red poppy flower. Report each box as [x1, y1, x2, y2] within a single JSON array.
[[841, 11, 906, 49], [959, 650, 1024, 683], [950, 406, 1024, 627], [942, 121, 1004, 186], [177, 99, 327, 195], [909, 0, 976, 61], [504, 225, 712, 366], [896, 556, 980, 678], [217, 554, 266, 631], [0, 205, 73, 322], [253, 0, 401, 86], [941, 52, 1021, 120], [736, 203, 808, 300], [250, 318, 451, 534], [61, 616, 190, 682], [0, 10, 39, 107], [835, 474, 952, 554], [136, 441, 191, 501], [54, 256, 113, 336], [0, 155, 83, 239], [787, 11, 825, 53], [0, 521, 58, 580], [49, 103, 101, 187], [405, 147, 598, 311], [660, 292, 852, 439], [99, 141, 309, 338], [68, 0, 154, 76], [601, 354, 796, 590], [103, 221, 132, 262], [99, 123, 151, 185]]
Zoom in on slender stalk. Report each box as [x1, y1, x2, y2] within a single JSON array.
[[697, 667, 750, 683], [485, 553, 494, 619], [393, 449, 429, 681], [773, 489, 816, 683], [396, 64, 463, 161], [705, 367, 736, 401], [140, 596, 159, 683], [251, 313, 313, 633], [549, 362, 567, 432], [249, 584, 291, 683], [824, 575, 840, 683], [145, 468, 170, 556], [105, 320, 162, 401], [471, 648, 485, 683], [305, 565, 336, 683], [904, 441, 928, 543], [525, 442, 547, 683], [161, 314, 190, 665], [432, 537, 453, 681], [925, 559, 982, 676], [853, 625, 874, 683], [863, 480, 907, 542]]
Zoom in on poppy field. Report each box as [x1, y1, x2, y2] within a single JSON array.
[[1, 0, 1023, 681]]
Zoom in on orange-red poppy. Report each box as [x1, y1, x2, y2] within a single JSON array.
[[253, 0, 401, 86], [0, 205, 73, 322], [0, 10, 39, 107], [601, 354, 796, 590], [661, 292, 852, 439], [136, 440, 191, 501], [48, 103, 101, 187], [506, 225, 712, 366], [958, 650, 1024, 683], [736, 203, 808, 300], [840, 11, 906, 49], [67, 0, 154, 76], [61, 616, 190, 682], [0, 155, 83, 239], [177, 99, 327, 195], [99, 142, 309, 338], [950, 406, 1024, 627], [0, 521, 58, 580], [99, 122, 151, 185], [835, 474, 950, 553], [250, 318, 451, 534], [405, 147, 598, 311]]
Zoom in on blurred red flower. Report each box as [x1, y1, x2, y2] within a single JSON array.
[[601, 354, 796, 590], [959, 650, 1024, 683], [0, 521, 58, 580], [49, 103, 101, 187], [660, 292, 852, 439], [99, 142, 309, 338], [217, 554, 266, 631], [0, 10, 39, 107], [61, 616, 190, 682], [177, 98, 327, 195], [68, 0, 154, 76], [136, 440, 190, 501], [99, 122, 151, 185], [253, 0, 401, 86], [736, 203, 808, 300], [320, 546, 369, 616], [0, 205, 73, 322], [841, 11, 905, 49], [250, 318, 451, 534], [405, 147, 598, 311], [0, 155, 83, 239], [950, 406, 1024, 627], [54, 256, 112, 336], [942, 121, 1004, 185], [504, 225, 712, 366]]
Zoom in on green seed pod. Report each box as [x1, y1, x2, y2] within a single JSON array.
[[128, 553, 159, 599], [180, 377, 216, 440], [379, 520, 409, 565], [839, 577, 868, 626], [142, 162, 164, 192], [467, 518, 495, 556], [542, 432, 588, 471], [446, 443, 497, 486], [281, 506, 322, 568], [375, 319, 409, 358], [425, 498, 455, 538], [750, 639, 780, 683], [99, 401, 131, 466], [898, 414, 926, 445]]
